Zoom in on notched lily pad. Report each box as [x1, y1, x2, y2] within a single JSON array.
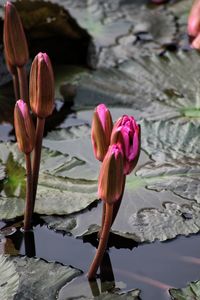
[[0, 255, 81, 300], [169, 279, 200, 300], [0, 139, 97, 220]]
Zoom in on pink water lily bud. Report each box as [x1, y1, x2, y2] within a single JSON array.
[[98, 144, 124, 204], [3, 1, 29, 67], [111, 115, 140, 175], [14, 100, 35, 154], [91, 104, 113, 161], [30, 52, 55, 118]]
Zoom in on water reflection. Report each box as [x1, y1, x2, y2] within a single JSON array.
[[89, 252, 115, 296], [24, 230, 36, 258]]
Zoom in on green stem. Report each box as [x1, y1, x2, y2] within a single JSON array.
[[32, 117, 45, 212], [88, 203, 113, 281], [24, 154, 33, 231], [17, 66, 28, 103]]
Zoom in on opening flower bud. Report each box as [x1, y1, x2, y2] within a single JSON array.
[[30, 52, 55, 118], [91, 104, 113, 161], [3, 1, 29, 67], [98, 144, 124, 204], [14, 100, 35, 154], [111, 115, 140, 175]]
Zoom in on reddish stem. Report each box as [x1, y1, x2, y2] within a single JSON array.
[[32, 117, 45, 212], [98, 175, 126, 239], [24, 153, 33, 231], [17, 66, 28, 104], [88, 203, 113, 280], [12, 73, 20, 101]]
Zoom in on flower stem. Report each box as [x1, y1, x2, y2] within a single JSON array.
[[111, 175, 126, 227], [17, 66, 28, 103], [88, 203, 113, 281], [32, 117, 45, 212], [12, 74, 20, 101], [24, 153, 33, 231], [98, 175, 126, 239]]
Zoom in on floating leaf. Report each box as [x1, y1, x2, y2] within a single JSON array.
[[170, 280, 200, 300], [141, 119, 200, 162], [0, 255, 19, 300], [0, 139, 97, 219], [74, 51, 200, 121], [0, 255, 81, 300], [59, 275, 141, 300]]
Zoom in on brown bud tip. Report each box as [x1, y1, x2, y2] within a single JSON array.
[[98, 144, 124, 204], [91, 104, 113, 161], [3, 1, 29, 68], [14, 100, 35, 154], [30, 52, 55, 118]]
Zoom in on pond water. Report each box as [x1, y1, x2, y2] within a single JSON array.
[[1, 219, 200, 300]]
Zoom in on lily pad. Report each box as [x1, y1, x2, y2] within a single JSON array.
[[0, 139, 97, 220], [141, 118, 200, 162], [59, 275, 141, 300], [0, 255, 19, 300], [169, 280, 200, 300], [73, 51, 200, 121], [0, 255, 81, 300]]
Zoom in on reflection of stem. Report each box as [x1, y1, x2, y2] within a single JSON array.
[[88, 203, 113, 281], [24, 154, 33, 231], [98, 175, 126, 239], [24, 230, 36, 257], [17, 66, 28, 104], [32, 117, 45, 212], [88, 279, 100, 297], [100, 252, 115, 292]]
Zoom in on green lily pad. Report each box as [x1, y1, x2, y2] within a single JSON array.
[[59, 275, 141, 300], [169, 280, 200, 300], [0, 165, 5, 181], [141, 118, 200, 162], [73, 51, 200, 120], [0, 139, 97, 220], [0, 255, 81, 300], [0, 255, 19, 300]]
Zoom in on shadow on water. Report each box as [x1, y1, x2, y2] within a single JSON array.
[[1, 219, 200, 299]]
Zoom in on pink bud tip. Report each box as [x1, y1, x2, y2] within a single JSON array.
[[17, 99, 27, 118]]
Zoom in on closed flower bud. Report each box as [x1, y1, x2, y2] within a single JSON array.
[[30, 52, 54, 118], [98, 144, 124, 204], [14, 100, 35, 154], [111, 115, 140, 175], [3, 1, 29, 67], [91, 104, 113, 161]]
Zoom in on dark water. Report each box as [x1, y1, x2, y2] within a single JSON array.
[[2, 220, 200, 300]]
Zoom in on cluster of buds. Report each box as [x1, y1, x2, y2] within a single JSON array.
[[3, 2, 55, 231], [91, 104, 140, 204], [88, 104, 140, 280]]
